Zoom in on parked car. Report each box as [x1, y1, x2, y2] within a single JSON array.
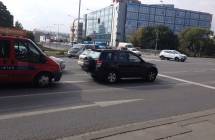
[[49, 56, 66, 70], [81, 49, 158, 83], [159, 50, 187, 62], [0, 30, 62, 87]]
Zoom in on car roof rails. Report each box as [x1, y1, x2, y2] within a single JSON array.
[[0, 27, 27, 38]]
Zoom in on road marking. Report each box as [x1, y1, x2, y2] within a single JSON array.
[[0, 99, 143, 120], [162, 69, 215, 74], [61, 80, 87, 84], [159, 74, 215, 90]]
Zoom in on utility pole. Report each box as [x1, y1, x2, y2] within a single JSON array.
[[77, 0, 82, 43], [155, 28, 159, 56]]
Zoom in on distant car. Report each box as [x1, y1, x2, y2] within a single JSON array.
[[67, 44, 84, 58], [78, 45, 109, 66], [81, 49, 158, 83], [128, 48, 142, 56], [117, 42, 134, 50], [159, 50, 187, 62], [49, 56, 66, 70], [78, 49, 91, 66]]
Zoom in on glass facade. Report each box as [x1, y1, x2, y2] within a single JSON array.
[[86, 6, 113, 43], [85, 3, 212, 43], [125, 3, 212, 39]]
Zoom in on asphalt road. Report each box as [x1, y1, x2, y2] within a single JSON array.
[[0, 56, 215, 140]]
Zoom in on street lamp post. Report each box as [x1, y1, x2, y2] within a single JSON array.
[[155, 28, 159, 56]]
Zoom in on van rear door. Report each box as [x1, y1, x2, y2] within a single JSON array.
[[0, 39, 13, 83]]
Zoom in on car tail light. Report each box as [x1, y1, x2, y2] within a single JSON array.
[[96, 60, 103, 67]]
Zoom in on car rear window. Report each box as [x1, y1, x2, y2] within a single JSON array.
[[88, 51, 101, 59], [0, 40, 10, 58]]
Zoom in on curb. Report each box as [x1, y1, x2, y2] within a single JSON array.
[[57, 108, 215, 140]]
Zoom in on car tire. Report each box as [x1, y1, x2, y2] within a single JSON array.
[[160, 56, 165, 60], [34, 73, 51, 87], [106, 71, 118, 84], [175, 57, 180, 62], [146, 70, 157, 82]]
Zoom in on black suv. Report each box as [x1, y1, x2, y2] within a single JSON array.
[[81, 50, 158, 83]]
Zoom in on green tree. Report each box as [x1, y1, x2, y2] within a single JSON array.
[[130, 25, 178, 50], [0, 1, 14, 27], [179, 27, 214, 57], [15, 21, 23, 29], [26, 31, 35, 42]]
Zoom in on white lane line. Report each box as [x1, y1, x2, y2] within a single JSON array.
[[159, 74, 215, 90], [0, 99, 143, 121], [61, 81, 87, 84], [162, 69, 215, 74]]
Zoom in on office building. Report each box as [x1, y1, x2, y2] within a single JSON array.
[[84, 0, 212, 46]]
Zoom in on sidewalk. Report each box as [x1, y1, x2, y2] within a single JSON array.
[[61, 108, 215, 140]]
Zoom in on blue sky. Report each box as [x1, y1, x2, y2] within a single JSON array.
[[1, 0, 214, 33]]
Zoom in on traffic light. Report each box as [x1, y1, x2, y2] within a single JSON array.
[[98, 18, 100, 24]]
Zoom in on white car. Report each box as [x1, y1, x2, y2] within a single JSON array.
[[78, 50, 91, 66], [128, 48, 142, 56], [159, 50, 187, 62], [49, 56, 66, 70]]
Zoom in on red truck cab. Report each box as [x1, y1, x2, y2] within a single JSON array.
[[0, 28, 62, 87]]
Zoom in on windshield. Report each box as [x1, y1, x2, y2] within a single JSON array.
[[87, 51, 101, 59], [126, 45, 134, 48]]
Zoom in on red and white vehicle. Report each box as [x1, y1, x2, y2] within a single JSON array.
[[0, 28, 62, 87]]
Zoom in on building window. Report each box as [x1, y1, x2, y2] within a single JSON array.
[[149, 15, 155, 21], [155, 15, 164, 23], [190, 19, 198, 26], [190, 12, 199, 19], [126, 20, 138, 27], [184, 19, 190, 26], [156, 8, 165, 16], [127, 12, 139, 20], [165, 17, 175, 24], [166, 9, 175, 17], [199, 14, 211, 21], [149, 7, 156, 15], [185, 12, 190, 18], [175, 18, 184, 25], [176, 10, 185, 18], [127, 4, 139, 12], [139, 6, 149, 14], [138, 21, 148, 28], [139, 14, 149, 21], [199, 21, 210, 28]]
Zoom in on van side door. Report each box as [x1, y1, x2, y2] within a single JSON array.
[[11, 39, 42, 82]]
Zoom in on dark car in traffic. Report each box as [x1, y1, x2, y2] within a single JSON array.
[[81, 50, 158, 83]]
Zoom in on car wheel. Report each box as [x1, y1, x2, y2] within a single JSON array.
[[106, 71, 118, 83], [146, 70, 157, 82], [175, 57, 180, 62], [34, 73, 51, 87], [160, 56, 165, 60]]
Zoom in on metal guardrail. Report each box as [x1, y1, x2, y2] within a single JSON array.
[[41, 42, 71, 51]]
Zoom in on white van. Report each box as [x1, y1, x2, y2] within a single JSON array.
[[117, 42, 134, 50], [117, 42, 142, 56]]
